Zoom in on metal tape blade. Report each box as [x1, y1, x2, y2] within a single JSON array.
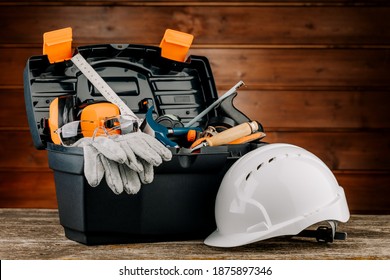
[[71, 53, 139, 121]]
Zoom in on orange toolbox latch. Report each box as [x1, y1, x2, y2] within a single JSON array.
[[159, 29, 194, 62], [43, 27, 73, 63]]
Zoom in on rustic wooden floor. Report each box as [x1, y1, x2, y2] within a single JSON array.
[[0, 209, 388, 260]]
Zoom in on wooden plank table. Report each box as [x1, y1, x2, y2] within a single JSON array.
[[0, 209, 389, 260]]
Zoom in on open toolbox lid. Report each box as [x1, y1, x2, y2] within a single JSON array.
[[24, 44, 222, 150]]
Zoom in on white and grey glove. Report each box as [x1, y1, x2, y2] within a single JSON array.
[[72, 132, 172, 195], [72, 137, 141, 194], [72, 137, 105, 188], [99, 155, 142, 195], [113, 131, 173, 184]]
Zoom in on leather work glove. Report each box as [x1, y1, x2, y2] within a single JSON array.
[[72, 137, 142, 194], [112, 131, 173, 184]]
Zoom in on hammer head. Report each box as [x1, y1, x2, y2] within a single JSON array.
[[145, 106, 179, 147]]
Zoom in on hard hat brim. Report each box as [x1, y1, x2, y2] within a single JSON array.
[[204, 186, 350, 248]]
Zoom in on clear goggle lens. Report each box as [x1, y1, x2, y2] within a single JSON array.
[[54, 115, 138, 146], [103, 115, 138, 134]]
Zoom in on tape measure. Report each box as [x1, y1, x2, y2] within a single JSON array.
[[71, 53, 140, 122]]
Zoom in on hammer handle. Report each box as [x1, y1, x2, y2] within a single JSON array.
[[206, 121, 259, 147]]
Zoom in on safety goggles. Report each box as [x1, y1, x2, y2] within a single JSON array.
[[102, 115, 139, 134], [54, 115, 138, 146]]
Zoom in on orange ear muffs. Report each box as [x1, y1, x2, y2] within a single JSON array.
[[49, 95, 77, 144], [80, 103, 120, 137], [49, 97, 61, 144]]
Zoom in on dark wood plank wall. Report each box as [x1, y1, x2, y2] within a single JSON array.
[[0, 0, 389, 213]]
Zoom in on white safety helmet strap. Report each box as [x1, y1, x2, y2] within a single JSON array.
[[297, 220, 347, 243]]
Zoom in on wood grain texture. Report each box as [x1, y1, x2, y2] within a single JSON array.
[[337, 171, 390, 214], [2, 0, 385, 4], [196, 48, 390, 88], [0, 131, 49, 169], [0, 209, 389, 259], [220, 89, 390, 129], [0, 89, 29, 128], [0, 171, 56, 208], [2, 47, 390, 87], [1, 5, 390, 45]]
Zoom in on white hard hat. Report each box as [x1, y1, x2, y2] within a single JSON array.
[[204, 143, 350, 247]]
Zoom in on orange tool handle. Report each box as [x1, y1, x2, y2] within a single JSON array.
[[206, 121, 259, 147]]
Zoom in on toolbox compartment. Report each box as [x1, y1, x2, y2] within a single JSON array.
[[24, 44, 265, 245]]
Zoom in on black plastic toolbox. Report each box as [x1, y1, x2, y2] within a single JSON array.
[[24, 44, 264, 245]]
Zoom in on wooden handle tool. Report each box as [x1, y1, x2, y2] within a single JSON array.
[[228, 131, 266, 144], [191, 121, 259, 151]]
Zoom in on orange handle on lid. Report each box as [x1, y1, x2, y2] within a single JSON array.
[[43, 27, 73, 63], [159, 29, 194, 62]]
